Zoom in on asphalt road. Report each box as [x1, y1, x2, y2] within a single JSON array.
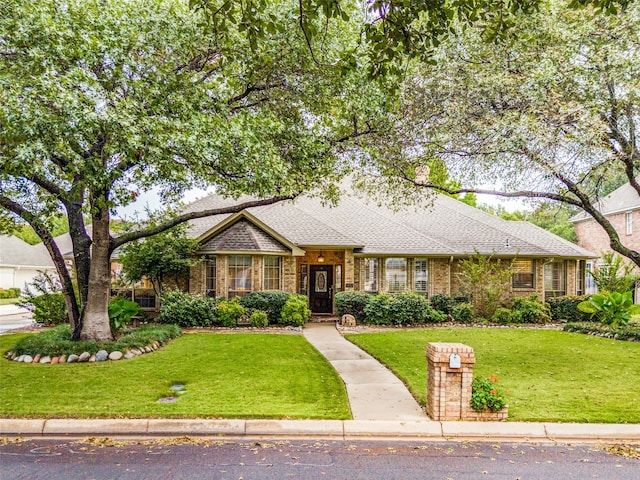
[[1, 438, 638, 480]]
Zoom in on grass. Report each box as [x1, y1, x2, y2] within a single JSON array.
[[0, 298, 20, 306], [0, 332, 351, 420], [345, 328, 640, 423]]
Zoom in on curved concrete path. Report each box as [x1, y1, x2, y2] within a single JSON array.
[[303, 323, 427, 421]]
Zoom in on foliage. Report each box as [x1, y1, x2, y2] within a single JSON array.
[[588, 253, 639, 294], [362, 292, 446, 325], [563, 321, 640, 342], [119, 225, 200, 295], [492, 307, 515, 325], [239, 291, 291, 325], [279, 294, 311, 327], [511, 295, 551, 324], [0, 288, 20, 299], [11, 214, 73, 245], [108, 297, 141, 334], [547, 295, 592, 322], [470, 375, 507, 412], [578, 291, 640, 327], [215, 298, 246, 327], [157, 291, 218, 328], [429, 293, 469, 316], [20, 271, 68, 325], [451, 302, 474, 323], [9, 324, 181, 357], [334, 291, 372, 323], [456, 252, 513, 319], [249, 310, 269, 328]]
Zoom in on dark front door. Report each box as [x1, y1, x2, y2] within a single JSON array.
[[309, 265, 333, 314]]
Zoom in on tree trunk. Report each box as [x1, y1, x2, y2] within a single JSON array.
[[79, 207, 114, 342]]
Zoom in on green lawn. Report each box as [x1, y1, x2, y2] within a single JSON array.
[[0, 332, 351, 420], [345, 328, 640, 423], [0, 298, 20, 306]]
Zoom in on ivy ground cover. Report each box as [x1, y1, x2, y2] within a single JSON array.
[[345, 329, 640, 423], [0, 333, 350, 419]]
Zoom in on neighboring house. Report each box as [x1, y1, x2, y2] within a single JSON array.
[[0, 235, 56, 292], [181, 186, 595, 315], [570, 180, 640, 299]]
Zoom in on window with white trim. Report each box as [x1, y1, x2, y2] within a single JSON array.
[[228, 255, 252, 297], [626, 212, 633, 235], [205, 255, 216, 297], [385, 258, 407, 292], [363, 258, 379, 292], [263, 256, 281, 290], [414, 259, 428, 294]]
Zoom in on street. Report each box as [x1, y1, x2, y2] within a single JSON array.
[[1, 437, 638, 479]]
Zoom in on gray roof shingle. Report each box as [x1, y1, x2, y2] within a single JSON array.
[[0, 235, 55, 268], [570, 180, 640, 222]]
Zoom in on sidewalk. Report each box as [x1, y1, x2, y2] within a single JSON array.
[[0, 304, 34, 334], [303, 323, 426, 421]]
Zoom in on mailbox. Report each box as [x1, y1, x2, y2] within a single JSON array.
[[449, 353, 461, 369]]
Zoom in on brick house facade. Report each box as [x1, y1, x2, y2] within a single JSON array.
[[181, 186, 594, 314]]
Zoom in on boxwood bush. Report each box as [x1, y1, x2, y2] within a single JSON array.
[[511, 295, 551, 324], [239, 291, 290, 325], [547, 295, 591, 322], [451, 302, 474, 323], [362, 293, 446, 325], [157, 291, 218, 327], [214, 299, 245, 327], [335, 291, 371, 323], [280, 294, 311, 326]]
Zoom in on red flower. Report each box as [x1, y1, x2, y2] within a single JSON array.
[[491, 389, 497, 395], [490, 375, 499, 383]]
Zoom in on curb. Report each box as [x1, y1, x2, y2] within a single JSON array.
[[2, 419, 639, 443]]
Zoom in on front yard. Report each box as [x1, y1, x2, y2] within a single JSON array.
[[0, 332, 351, 420], [345, 328, 640, 423]]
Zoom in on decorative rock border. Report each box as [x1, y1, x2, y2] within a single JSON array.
[[3, 341, 162, 364]]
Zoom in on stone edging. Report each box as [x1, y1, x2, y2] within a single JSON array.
[[3, 341, 162, 365]]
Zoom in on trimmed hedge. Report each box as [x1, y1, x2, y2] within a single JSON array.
[[563, 321, 640, 342], [280, 294, 311, 326], [335, 291, 371, 323], [157, 291, 218, 327], [362, 293, 446, 325], [547, 295, 591, 322], [239, 291, 290, 325], [0, 287, 20, 299]]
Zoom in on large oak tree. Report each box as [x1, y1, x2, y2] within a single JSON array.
[[0, 0, 388, 340]]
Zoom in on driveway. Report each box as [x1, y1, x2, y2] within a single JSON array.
[[0, 304, 34, 334]]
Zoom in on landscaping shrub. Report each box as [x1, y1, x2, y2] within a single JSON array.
[[428, 293, 454, 315], [363, 293, 392, 325], [577, 291, 640, 327], [451, 302, 474, 323], [239, 291, 290, 325], [335, 291, 371, 323], [157, 291, 217, 327], [215, 298, 245, 327], [563, 321, 640, 342], [108, 297, 141, 334], [10, 324, 181, 357], [280, 294, 311, 326], [0, 287, 20, 299], [249, 310, 269, 328], [511, 295, 551, 324], [546, 295, 591, 322], [361, 293, 445, 325], [492, 307, 514, 325], [29, 293, 68, 325]]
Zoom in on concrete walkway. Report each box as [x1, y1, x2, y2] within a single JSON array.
[[303, 322, 427, 421], [0, 304, 34, 334]]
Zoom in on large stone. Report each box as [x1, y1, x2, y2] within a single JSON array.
[[95, 350, 109, 362], [78, 352, 91, 362], [39, 356, 51, 364], [59, 355, 67, 364], [51, 357, 60, 364], [123, 353, 135, 359], [33, 354, 41, 363], [108, 351, 123, 361], [341, 314, 356, 327], [67, 354, 79, 363], [23, 355, 33, 363], [89, 355, 96, 362]]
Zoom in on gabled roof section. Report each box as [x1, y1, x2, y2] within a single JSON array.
[[197, 211, 305, 256], [0, 235, 54, 268], [570, 179, 640, 222]]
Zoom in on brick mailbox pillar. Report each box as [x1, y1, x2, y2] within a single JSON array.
[[426, 342, 475, 421]]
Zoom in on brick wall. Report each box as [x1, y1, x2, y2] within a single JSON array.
[[430, 258, 451, 296]]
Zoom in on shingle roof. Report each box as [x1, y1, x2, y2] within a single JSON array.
[[570, 180, 640, 222], [183, 183, 595, 259], [0, 235, 54, 268], [200, 219, 288, 253]]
